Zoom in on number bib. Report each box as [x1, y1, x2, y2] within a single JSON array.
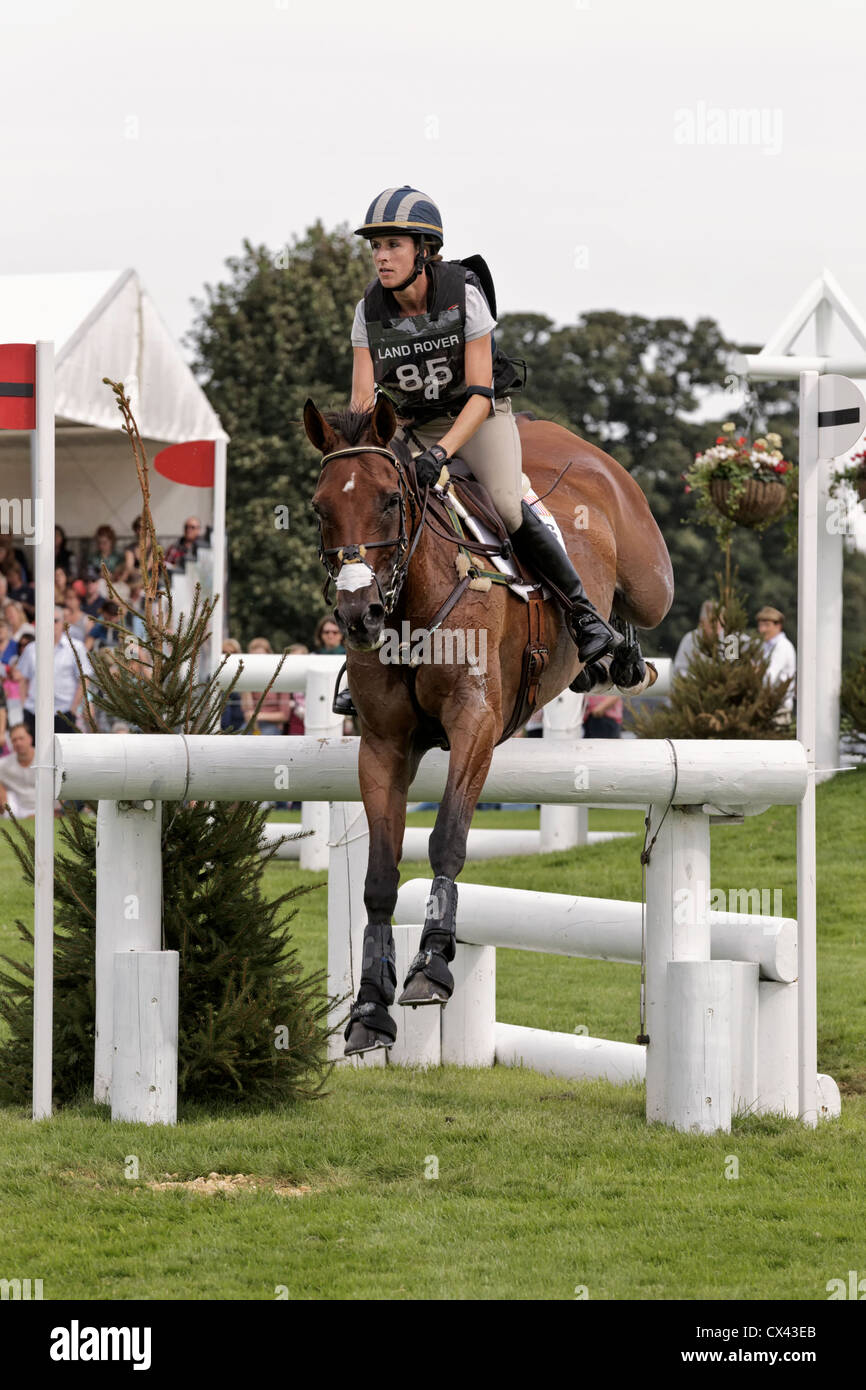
[[367, 303, 465, 413]]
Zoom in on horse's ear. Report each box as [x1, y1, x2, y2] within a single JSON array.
[[304, 398, 338, 455], [369, 394, 397, 447]]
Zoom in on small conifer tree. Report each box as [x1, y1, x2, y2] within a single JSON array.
[[632, 579, 795, 740]]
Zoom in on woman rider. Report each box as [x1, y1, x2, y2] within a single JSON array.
[[334, 185, 621, 716]]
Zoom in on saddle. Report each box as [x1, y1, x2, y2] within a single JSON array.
[[401, 449, 550, 747]]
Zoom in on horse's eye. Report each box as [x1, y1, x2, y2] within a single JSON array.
[[384, 494, 400, 509]]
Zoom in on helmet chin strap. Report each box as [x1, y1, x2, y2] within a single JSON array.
[[389, 236, 430, 293]]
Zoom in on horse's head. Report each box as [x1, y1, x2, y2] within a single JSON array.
[[305, 395, 410, 651]]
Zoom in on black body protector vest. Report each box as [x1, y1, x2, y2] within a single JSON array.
[[363, 258, 524, 423]]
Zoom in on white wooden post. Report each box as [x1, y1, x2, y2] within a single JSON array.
[[208, 436, 228, 678], [301, 659, 345, 870], [540, 689, 586, 850], [111, 951, 178, 1125], [756, 980, 799, 1116], [729, 962, 759, 1115], [94, 800, 163, 1103], [644, 805, 712, 1124], [326, 801, 385, 1067], [441, 943, 496, 1067], [665, 961, 733, 1133], [797, 371, 820, 1127], [31, 340, 56, 1120], [389, 926, 441, 1068], [814, 303, 842, 781]]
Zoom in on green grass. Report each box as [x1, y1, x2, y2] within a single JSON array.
[[0, 769, 864, 1300]]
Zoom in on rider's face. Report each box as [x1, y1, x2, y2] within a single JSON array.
[[370, 235, 417, 285]]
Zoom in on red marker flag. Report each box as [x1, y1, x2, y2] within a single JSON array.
[[0, 344, 36, 430], [154, 440, 215, 488]]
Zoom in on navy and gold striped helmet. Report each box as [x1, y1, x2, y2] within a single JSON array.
[[355, 186, 444, 248]]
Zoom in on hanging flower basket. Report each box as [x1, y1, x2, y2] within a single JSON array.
[[831, 449, 866, 505], [709, 477, 789, 526], [683, 423, 795, 542]]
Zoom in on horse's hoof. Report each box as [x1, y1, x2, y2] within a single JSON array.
[[398, 974, 450, 1007], [343, 1021, 395, 1056]]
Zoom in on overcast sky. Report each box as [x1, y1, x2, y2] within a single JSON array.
[[3, 0, 866, 362]]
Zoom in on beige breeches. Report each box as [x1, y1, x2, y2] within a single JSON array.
[[398, 396, 525, 532]]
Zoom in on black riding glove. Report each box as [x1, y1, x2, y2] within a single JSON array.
[[415, 444, 448, 489]]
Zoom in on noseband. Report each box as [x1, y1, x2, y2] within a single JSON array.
[[316, 443, 425, 615]]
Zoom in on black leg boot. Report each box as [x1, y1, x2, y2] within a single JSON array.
[[509, 501, 624, 666]]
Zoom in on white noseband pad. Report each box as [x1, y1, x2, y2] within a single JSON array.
[[336, 561, 376, 594]]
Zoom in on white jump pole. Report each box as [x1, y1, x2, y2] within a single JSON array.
[[797, 371, 820, 1127], [32, 340, 56, 1121], [395, 878, 798, 981], [54, 735, 808, 808]]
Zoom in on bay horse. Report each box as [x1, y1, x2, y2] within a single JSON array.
[[304, 395, 673, 1055]]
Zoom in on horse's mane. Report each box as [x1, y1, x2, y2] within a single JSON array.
[[323, 407, 374, 446], [322, 406, 410, 464]]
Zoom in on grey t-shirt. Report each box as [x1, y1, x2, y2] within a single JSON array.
[[352, 282, 495, 349]]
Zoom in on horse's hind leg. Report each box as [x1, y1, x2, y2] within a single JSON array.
[[344, 734, 420, 1056], [398, 708, 498, 1008]]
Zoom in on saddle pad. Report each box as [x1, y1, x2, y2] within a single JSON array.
[[444, 479, 566, 603]]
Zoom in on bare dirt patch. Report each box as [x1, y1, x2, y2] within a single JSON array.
[[147, 1171, 312, 1197]]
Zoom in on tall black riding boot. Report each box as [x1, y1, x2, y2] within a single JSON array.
[[508, 501, 624, 666]]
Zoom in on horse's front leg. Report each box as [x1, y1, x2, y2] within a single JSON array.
[[344, 732, 421, 1056], [398, 690, 499, 1008]]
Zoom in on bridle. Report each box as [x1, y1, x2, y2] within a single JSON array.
[[315, 442, 429, 615]]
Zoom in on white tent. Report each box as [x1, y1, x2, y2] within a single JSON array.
[[0, 268, 227, 540]]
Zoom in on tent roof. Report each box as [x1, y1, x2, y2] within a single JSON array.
[[0, 268, 226, 442], [0, 269, 226, 540]]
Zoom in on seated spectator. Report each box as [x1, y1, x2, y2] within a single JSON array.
[[241, 636, 292, 734], [0, 535, 29, 584], [0, 678, 7, 754], [164, 517, 202, 570], [0, 571, 7, 606], [86, 599, 122, 653], [583, 693, 623, 738], [673, 600, 724, 680], [13, 606, 92, 737], [0, 723, 37, 817], [3, 601, 28, 647], [0, 615, 16, 665], [54, 566, 69, 605], [286, 643, 308, 736], [88, 524, 125, 579], [312, 616, 346, 655], [220, 638, 245, 732], [123, 579, 147, 642], [54, 524, 75, 579], [82, 569, 107, 617], [6, 563, 35, 619], [64, 590, 91, 643], [116, 516, 156, 586]]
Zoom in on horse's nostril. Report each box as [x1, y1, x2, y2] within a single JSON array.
[[365, 604, 384, 628]]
